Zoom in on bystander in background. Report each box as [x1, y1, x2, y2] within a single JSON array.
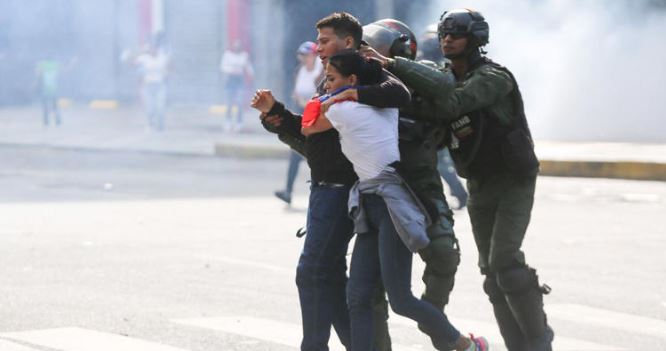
[[220, 39, 254, 133], [275, 41, 322, 205], [35, 58, 62, 126], [134, 41, 169, 131]]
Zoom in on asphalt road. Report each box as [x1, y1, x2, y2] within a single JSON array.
[[1, 146, 664, 351]]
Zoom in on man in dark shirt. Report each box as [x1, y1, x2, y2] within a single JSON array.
[[251, 12, 409, 351]]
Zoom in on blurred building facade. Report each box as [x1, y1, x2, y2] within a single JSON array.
[[0, 0, 408, 107]]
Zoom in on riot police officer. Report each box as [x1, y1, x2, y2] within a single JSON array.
[[364, 9, 554, 351], [362, 18, 461, 319]]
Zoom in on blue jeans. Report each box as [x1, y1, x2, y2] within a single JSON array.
[[224, 75, 244, 124], [437, 149, 468, 205], [285, 151, 304, 195], [142, 82, 166, 130], [296, 183, 354, 351], [41, 93, 61, 126], [347, 194, 461, 351]]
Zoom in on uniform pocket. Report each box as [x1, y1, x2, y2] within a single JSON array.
[[501, 129, 539, 175]]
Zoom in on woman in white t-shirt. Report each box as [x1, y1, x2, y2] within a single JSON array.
[[301, 55, 398, 182], [302, 50, 483, 351]]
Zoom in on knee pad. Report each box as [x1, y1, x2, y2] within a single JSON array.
[[482, 275, 506, 305], [421, 235, 460, 275], [419, 236, 460, 310], [496, 266, 539, 295], [426, 207, 455, 239]]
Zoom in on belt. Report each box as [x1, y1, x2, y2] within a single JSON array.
[[314, 181, 347, 188]]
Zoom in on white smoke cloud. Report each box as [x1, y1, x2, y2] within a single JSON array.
[[410, 0, 666, 142]]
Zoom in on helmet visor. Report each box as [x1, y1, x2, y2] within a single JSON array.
[[439, 17, 469, 38]]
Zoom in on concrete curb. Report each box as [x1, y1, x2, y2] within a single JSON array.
[[0, 142, 215, 159], [214, 142, 666, 181], [6, 140, 664, 182], [539, 160, 666, 181], [214, 143, 289, 159]]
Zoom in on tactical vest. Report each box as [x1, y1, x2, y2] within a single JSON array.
[[448, 60, 539, 179], [398, 92, 447, 149], [398, 60, 449, 150]]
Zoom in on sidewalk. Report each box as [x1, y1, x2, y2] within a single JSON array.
[[1, 105, 664, 181], [0, 104, 281, 157]]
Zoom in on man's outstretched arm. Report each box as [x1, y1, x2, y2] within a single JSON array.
[[252, 90, 306, 156], [324, 70, 411, 109], [391, 57, 513, 120], [357, 70, 411, 108]]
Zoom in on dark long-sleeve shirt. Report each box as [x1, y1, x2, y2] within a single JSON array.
[[266, 70, 410, 185]]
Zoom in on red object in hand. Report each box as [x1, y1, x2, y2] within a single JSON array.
[[301, 99, 322, 127]]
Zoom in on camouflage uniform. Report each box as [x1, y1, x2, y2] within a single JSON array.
[[388, 55, 553, 351], [396, 87, 461, 312], [363, 18, 462, 316]]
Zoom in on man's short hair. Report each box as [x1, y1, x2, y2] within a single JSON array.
[[316, 12, 363, 48]]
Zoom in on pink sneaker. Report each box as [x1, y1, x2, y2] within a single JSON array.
[[469, 334, 489, 351]]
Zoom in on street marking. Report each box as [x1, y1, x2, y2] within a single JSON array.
[[173, 316, 341, 350], [194, 255, 293, 276], [618, 193, 660, 203], [0, 339, 38, 351], [88, 100, 118, 110], [548, 303, 666, 339], [389, 314, 506, 349], [390, 313, 624, 351], [0, 327, 190, 351], [208, 105, 228, 115], [172, 316, 423, 351]]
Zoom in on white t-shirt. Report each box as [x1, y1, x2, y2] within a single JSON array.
[[325, 101, 400, 180], [220, 50, 254, 76], [293, 60, 323, 106], [136, 52, 169, 83]]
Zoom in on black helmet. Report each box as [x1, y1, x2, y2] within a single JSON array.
[[418, 23, 444, 63], [362, 19, 417, 60], [437, 8, 489, 47]]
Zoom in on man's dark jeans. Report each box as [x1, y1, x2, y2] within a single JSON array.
[[296, 183, 354, 351]]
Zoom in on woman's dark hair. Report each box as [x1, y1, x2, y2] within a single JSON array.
[[328, 49, 382, 85]]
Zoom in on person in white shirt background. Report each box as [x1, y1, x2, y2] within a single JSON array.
[[135, 42, 169, 131], [220, 39, 254, 133], [274, 41, 323, 205]]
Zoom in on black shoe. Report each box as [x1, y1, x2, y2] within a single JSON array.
[[274, 190, 291, 204]]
